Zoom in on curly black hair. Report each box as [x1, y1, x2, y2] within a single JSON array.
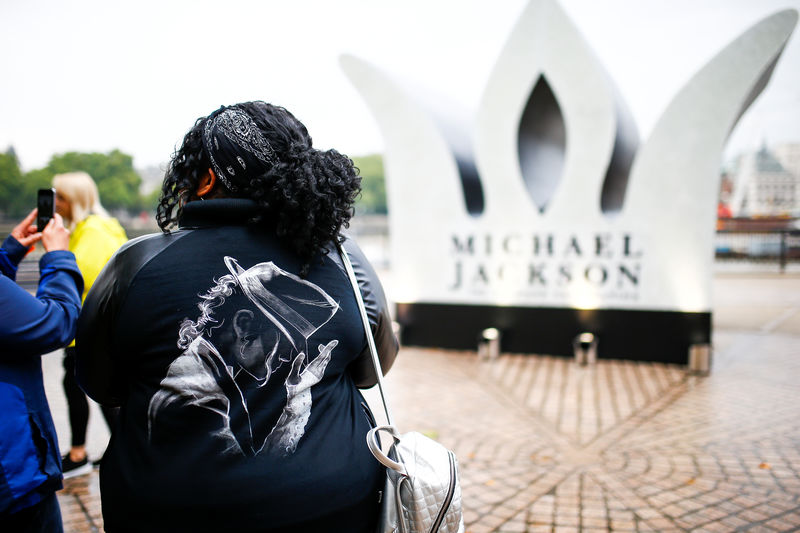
[[157, 101, 362, 276]]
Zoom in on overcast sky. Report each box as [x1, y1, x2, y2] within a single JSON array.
[[0, 0, 798, 172]]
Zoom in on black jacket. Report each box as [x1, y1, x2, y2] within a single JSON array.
[[76, 199, 398, 532]]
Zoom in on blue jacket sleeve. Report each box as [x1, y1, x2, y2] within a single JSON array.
[[0, 235, 28, 280], [0, 249, 84, 357]]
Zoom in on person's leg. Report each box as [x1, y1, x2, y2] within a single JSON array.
[[0, 492, 64, 533], [62, 347, 92, 476], [62, 347, 89, 458]]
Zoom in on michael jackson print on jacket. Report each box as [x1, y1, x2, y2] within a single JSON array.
[[147, 256, 339, 457]]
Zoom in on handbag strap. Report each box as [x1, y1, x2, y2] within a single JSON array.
[[338, 243, 394, 427], [366, 426, 406, 474]]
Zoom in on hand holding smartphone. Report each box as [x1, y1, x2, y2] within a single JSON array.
[[37, 188, 55, 232]]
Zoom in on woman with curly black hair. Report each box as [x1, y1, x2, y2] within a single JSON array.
[[157, 101, 361, 277], [75, 101, 399, 532]]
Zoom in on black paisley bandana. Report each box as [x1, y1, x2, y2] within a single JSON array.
[[202, 106, 276, 192]]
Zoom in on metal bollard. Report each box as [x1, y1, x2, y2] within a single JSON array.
[[688, 344, 711, 376], [478, 328, 501, 360], [573, 333, 597, 365]]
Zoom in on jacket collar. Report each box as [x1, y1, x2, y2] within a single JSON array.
[[179, 199, 260, 229]]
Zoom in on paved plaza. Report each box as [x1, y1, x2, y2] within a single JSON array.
[[46, 273, 800, 532]]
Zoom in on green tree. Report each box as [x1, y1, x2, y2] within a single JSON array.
[[0, 147, 24, 217], [0, 148, 55, 218], [46, 150, 143, 211], [352, 154, 387, 214], [0, 149, 145, 218]]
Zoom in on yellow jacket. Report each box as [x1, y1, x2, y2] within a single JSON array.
[[69, 214, 128, 345]]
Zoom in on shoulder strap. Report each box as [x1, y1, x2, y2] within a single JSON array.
[[338, 243, 394, 426]]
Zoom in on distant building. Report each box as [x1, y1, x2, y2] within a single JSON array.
[[729, 143, 799, 217], [774, 143, 800, 178], [718, 171, 734, 219]]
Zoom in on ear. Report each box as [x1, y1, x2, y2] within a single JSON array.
[[232, 309, 255, 340], [196, 168, 217, 197]]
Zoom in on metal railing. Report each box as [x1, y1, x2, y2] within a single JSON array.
[[715, 228, 800, 272]]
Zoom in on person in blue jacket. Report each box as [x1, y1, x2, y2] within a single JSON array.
[[0, 208, 83, 532]]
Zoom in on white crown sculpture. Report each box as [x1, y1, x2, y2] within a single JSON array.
[[341, 0, 797, 361]]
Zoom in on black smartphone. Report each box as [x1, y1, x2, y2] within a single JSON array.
[[37, 188, 55, 232]]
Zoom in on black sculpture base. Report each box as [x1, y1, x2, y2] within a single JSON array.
[[395, 303, 711, 365]]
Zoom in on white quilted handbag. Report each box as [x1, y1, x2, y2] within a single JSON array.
[[367, 426, 464, 533], [339, 246, 465, 533]]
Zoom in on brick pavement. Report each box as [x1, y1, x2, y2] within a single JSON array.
[[51, 273, 800, 532]]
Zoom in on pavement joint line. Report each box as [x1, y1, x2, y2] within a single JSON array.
[[517, 355, 542, 408], [589, 468, 680, 530], [710, 329, 761, 359], [759, 306, 800, 333], [60, 491, 100, 533], [78, 498, 100, 533], [468, 466, 580, 529], [478, 353, 695, 458], [473, 360, 582, 452], [584, 375, 693, 454]]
